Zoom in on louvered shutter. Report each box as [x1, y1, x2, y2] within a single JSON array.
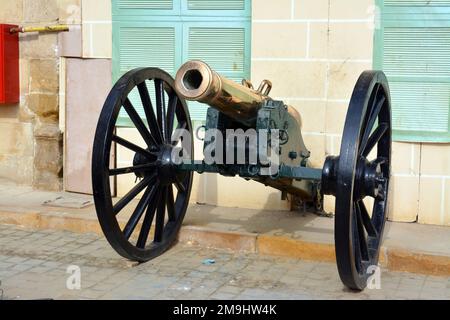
[[113, 22, 181, 125], [182, 0, 250, 15], [374, 0, 450, 142], [112, 0, 251, 123], [183, 23, 250, 119], [187, 0, 245, 10], [114, 0, 180, 15], [182, 1, 251, 119]]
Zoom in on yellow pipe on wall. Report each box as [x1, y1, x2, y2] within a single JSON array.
[[10, 25, 69, 34]]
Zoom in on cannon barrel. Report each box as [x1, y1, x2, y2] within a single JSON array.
[[175, 60, 270, 127]]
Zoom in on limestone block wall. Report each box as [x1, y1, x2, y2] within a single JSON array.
[[0, 0, 64, 190], [250, 0, 450, 226]]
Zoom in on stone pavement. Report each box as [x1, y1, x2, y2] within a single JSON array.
[[0, 225, 449, 300], [0, 179, 449, 277]]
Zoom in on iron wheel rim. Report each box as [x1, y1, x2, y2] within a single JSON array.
[[92, 67, 193, 262], [335, 71, 392, 290]]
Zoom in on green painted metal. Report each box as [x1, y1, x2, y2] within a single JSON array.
[[112, 0, 251, 124], [177, 161, 322, 181], [374, 0, 450, 142], [278, 165, 322, 181]]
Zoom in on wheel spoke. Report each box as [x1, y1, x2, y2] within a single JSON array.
[[113, 174, 156, 215], [109, 163, 157, 176], [372, 197, 387, 234], [123, 184, 156, 240], [374, 156, 388, 166], [137, 82, 164, 144], [154, 186, 167, 243], [177, 122, 187, 130], [367, 87, 384, 126], [167, 185, 176, 222], [355, 204, 370, 261], [171, 121, 187, 146], [123, 98, 159, 149], [174, 177, 186, 194], [112, 135, 156, 160], [167, 94, 178, 142], [357, 201, 378, 237], [136, 186, 161, 249], [362, 122, 389, 157], [155, 79, 167, 143], [360, 96, 386, 155]]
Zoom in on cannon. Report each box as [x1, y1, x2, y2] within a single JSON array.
[[92, 60, 392, 290]]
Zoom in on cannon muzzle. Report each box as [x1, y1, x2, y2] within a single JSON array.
[[175, 60, 270, 126]]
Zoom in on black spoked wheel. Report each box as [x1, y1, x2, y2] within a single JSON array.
[[92, 68, 193, 262], [323, 71, 392, 290]]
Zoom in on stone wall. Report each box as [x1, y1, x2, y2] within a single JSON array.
[[0, 0, 64, 190], [0, 0, 85, 191], [250, 0, 450, 226]]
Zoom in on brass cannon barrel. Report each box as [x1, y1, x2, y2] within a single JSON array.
[[175, 60, 270, 127]]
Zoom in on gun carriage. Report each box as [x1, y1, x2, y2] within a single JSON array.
[[92, 60, 392, 290]]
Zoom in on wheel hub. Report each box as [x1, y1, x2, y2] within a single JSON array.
[[157, 145, 178, 186], [133, 151, 154, 179], [322, 155, 385, 201], [355, 157, 385, 200], [322, 155, 339, 196], [133, 145, 185, 186]]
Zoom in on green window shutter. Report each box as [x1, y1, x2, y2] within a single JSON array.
[[183, 23, 251, 120], [112, 0, 251, 123], [118, 0, 173, 10], [113, 22, 181, 126], [118, 26, 177, 74], [188, 27, 246, 74], [374, 0, 450, 142], [187, 0, 245, 10], [384, 0, 450, 7], [114, 0, 180, 16]]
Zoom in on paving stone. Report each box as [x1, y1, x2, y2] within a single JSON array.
[[28, 266, 55, 274], [0, 261, 15, 269], [22, 259, 47, 266], [11, 264, 34, 272], [6, 257, 29, 264], [210, 292, 237, 300], [0, 225, 449, 300], [394, 289, 421, 300], [41, 261, 63, 268]]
